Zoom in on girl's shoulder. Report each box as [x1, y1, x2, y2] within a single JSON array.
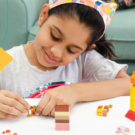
[[6, 45, 23, 58]]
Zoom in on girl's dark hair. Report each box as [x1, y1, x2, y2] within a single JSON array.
[[46, 3, 119, 60]]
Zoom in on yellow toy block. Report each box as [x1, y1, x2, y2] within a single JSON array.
[[97, 108, 102, 113], [130, 86, 135, 112], [96, 112, 101, 116]]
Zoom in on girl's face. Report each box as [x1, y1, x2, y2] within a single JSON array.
[[34, 4, 95, 70]]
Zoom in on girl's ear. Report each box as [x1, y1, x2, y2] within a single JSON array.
[[89, 44, 96, 50], [38, 4, 50, 26]]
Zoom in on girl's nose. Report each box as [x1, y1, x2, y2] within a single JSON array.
[[51, 45, 63, 58]]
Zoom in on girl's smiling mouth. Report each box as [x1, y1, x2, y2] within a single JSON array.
[[44, 50, 57, 63]]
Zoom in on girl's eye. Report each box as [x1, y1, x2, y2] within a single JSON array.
[[51, 32, 59, 41], [67, 48, 75, 54], [51, 31, 75, 54]]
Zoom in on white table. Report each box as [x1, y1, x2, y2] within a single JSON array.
[[0, 96, 134, 135]]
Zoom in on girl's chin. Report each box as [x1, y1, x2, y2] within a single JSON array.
[[41, 60, 58, 68]]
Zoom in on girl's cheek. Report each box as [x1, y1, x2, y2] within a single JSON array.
[[36, 32, 51, 48]]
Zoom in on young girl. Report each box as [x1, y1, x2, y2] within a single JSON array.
[[0, 0, 131, 119]]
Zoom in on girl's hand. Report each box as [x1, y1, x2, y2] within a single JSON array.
[[36, 85, 78, 117], [0, 90, 30, 118]]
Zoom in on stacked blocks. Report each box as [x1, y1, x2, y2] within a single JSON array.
[[96, 104, 113, 117], [55, 105, 70, 130], [27, 105, 38, 117], [125, 71, 135, 121]]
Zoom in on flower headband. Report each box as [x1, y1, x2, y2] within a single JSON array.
[[49, 0, 117, 40]]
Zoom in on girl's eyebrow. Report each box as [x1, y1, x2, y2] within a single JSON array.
[[52, 24, 84, 51]]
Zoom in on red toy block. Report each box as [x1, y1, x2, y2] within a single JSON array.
[[30, 106, 33, 109], [125, 110, 135, 121]]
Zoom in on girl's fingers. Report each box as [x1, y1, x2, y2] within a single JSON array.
[[50, 108, 55, 117], [0, 110, 22, 119], [3, 90, 30, 110], [0, 104, 23, 116], [36, 93, 50, 116], [42, 98, 55, 116], [1, 96, 27, 114]]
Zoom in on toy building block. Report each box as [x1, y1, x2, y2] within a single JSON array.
[[117, 125, 130, 132], [55, 105, 70, 131], [55, 124, 70, 130], [104, 105, 109, 112], [1, 130, 17, 135], [125, 71, 135, 121], [96, 104, 112, 117], [27, 105, 37, 117], [115, 125, 133, 135]]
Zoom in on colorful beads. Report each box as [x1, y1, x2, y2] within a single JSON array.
[[30, 106, 33, 109], [33, 105, 37, 109]]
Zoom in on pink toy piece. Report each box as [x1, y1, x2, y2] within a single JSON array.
[[55, 124, 70, 130], [124, 128, 130, 132], [115, 130, 123, 134]]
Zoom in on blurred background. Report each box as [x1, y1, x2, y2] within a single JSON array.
[[0, 0, 135, 76]]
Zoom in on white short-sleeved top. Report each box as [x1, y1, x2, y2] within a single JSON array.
[[0, 41, 128, 97]]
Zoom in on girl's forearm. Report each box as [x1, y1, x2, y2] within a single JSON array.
[[70, 78, 131, 102]]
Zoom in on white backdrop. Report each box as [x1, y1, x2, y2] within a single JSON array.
[[0, 96, 134, 135]]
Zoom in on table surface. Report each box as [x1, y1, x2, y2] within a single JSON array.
[[0, 96, 134, 135]]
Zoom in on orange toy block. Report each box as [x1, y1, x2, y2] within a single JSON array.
[[102, 109, 107, 117], [104, 105, 109, 112], [131, 71, 135, 85]]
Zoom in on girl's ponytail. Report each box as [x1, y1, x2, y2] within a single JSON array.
[[94, 34, 120, 60]]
